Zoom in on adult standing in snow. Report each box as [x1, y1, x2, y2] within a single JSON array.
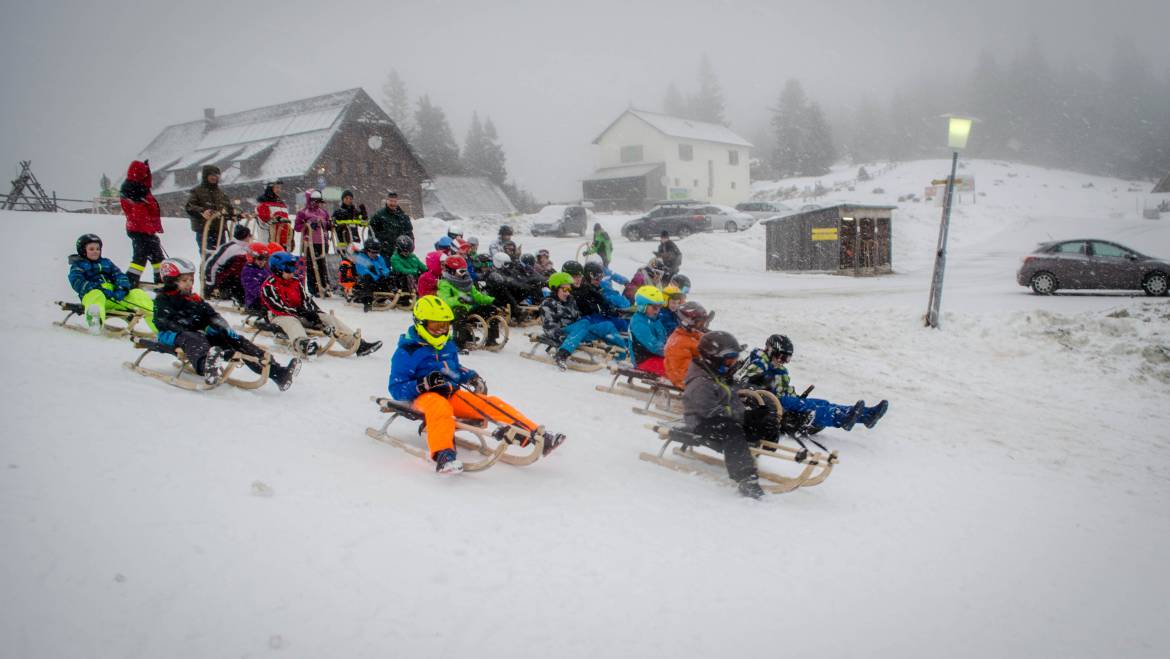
[[255, 180, 291, 248], [295, 190, 332, 296], [119, 159, 165, 287], [369, 191, 413, 260], [184, 165, 235, 255], [654, 230, 682, 277], [488, 225, 515, 257], [583, 223, 613, 267], [332, 189, 366, 250]]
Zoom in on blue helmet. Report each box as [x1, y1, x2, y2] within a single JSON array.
[[269, 251, 300, 274], [434, 235, 454, 250]]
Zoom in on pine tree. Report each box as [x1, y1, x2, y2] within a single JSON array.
[[413, 95, 462, 175], [770, 79, 808, 177], [99, 173, 113, 197], [688, 54, 726, 125], [462, 112, 488, 176], [804, 102, 837, 176], [663, 82, 687, 117], [481, 117, 508, 186], [381, 69, 414, 138]]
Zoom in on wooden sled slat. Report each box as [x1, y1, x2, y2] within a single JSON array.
[[54, 301, 153, 339]]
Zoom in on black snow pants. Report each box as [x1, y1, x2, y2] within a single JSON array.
[[172, 330, 270, 377], [692, 417, 760, 483], [126, 231, 166, 286]]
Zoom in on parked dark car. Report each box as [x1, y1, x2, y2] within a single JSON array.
[[530, 204, 589, 237], [621, 202, 712, 240], [1017, 239, 1170, 296]]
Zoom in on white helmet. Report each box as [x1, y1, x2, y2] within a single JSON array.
[[492, 251, 512, 269], [447, 224, 463, 238], [584, 253, 603, 265]]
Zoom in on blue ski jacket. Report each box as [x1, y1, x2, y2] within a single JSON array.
[[68, 255, 131, 299], [352, 252, 392, 279], [388, 326, 477, 401]]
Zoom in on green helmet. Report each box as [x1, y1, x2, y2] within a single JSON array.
[[549, 272, 574, 289]]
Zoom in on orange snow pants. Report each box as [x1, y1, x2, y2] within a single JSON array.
[[413, 390, 538, 457]]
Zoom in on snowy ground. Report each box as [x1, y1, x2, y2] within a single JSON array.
[[2, 159, 1168, 658]]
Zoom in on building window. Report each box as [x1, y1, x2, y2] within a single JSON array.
[[335, 160, 345, 176], [620, 145, 643, 163], [731, 181, 737, 190], [365, 161, 375, 175], [729, 150, 740, 165], [678, 144, 693, 161], [395, 162, 405, 177]]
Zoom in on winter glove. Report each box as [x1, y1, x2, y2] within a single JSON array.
[[417, 371, 454, 397], [466, 373, 487, 394]]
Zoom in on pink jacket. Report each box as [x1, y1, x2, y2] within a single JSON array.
[[294, 192, 331, 246], [417, 250, 443, 297]]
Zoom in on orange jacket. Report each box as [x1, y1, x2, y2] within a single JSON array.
[[664, 327, 703, 388]]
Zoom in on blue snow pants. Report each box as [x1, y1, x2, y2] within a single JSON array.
[[780, 394, 854, 429], [561, 318, 627, 358], [585, 312, 628, 333]]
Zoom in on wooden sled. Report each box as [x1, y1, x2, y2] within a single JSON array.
[[347, 290, 416, 312], [506, 303, 541, 328], [596, 365, 683, 412], [240, 312, 362, 358], [364, 396, 544, 472], [122, 337, 270, 391], [638, 422, 837, 494], [519, 333, 621, 372], [54, 301, 153, 339]]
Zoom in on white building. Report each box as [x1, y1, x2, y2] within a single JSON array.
[[583, 108, 752, 210]]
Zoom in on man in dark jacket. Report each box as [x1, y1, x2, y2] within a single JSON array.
[[332, 190, 367, 249], [654, 230, 682, 277], [154, 257, 298, 390], [681, 330, 772, 499], [369, 191, 413, 259], [184, 165, 235, 254]]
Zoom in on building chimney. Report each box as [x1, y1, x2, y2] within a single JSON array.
[[204, 108, 216, 121]]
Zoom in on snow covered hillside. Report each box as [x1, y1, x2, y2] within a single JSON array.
[[1, 160, 1168, 658]]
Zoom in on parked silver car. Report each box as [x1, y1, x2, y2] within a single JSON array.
[[735, 200, 794, 220], [1016, 239, 1170, 296]]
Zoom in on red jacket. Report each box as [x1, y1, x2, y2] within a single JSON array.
[[261, 274, 318, 318], [120, 160, 162, 234]]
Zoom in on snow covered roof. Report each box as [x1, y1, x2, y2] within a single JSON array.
[[593, 109, 753, 148], [1155, 171, 1170, 194], [140, 89, 363, 196], [582, 163, 663, 181], [423, 176, 517, 218], [761, 203, 897, 224]]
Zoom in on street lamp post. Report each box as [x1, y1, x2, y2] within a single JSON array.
[[924, 114, 975, 329]]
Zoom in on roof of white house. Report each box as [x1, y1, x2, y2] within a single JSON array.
[[592, 109, 753, 148], [140, 88, 364, 195], [423, 176, 517, 217]]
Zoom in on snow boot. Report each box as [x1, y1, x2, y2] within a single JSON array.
[[839, 401, 865, 432], [356, 338, 383, 357], [862, 400, 888, 429], [293, 337, 319, 358], [286, 357, 302, 378], [85, 303, 103, 335], [433, 449, 463, 475], [541, 431, 567, 456], [737, 476, 765, 500], [271, 358, 300, 391], [553, 349, 571, 371], [202, 347, 228, 386]]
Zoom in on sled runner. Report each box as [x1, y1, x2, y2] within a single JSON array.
[[199, 210, 253, 296], [122, 337, 270, 391], [519, 334, 622, 372], [365, 396, 545, 472], [347, 290, 416, 312], [239, 312, 362, 358], [454, 311, 510, 352], [506, 303, 541, 328], [638, 389, 838, 492], [54, 301, 153, 339]]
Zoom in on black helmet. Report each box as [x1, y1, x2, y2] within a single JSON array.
[[764, 334, 794, 361], [520, 253, 536, 267], [669, 273, 691, 292], [75, 233, 102, 257], [677, 301, 711, 331], [364, 237, 382, 253], [562, 260, 583, 276], [583, 261, 605, 280], [697, 330, 745, 373], [499, 224, 513, 236], [395, 235, 414, 254]]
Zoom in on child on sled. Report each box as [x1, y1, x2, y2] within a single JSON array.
[[735, 334, 888, 432], [349, 238, 395, 312], [436, 255, 499, 348], [68, 234, 157, 334], [628, 285, 668, 376], [388, 296, 566, 474], [153, 258, 299, 389], [540, 272, 628, 370], [260, 251, 383, 358]]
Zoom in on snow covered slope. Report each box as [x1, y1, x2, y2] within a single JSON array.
[[2, 160, 1168, 658]]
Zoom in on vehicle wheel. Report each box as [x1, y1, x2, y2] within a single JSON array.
[[678, 227, 693, 238], [1030, 271, 1058, 295], [1141, 271, 1169, 296], [725, 221, 738, 233]]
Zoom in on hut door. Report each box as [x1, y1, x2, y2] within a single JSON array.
[[876, 218, 891, 267], [839, 218, 857, 270], [859, 218, 876, 268]]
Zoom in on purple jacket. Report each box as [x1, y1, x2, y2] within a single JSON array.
[[242, 263, 269, 309], [294, 192, 331, 246]]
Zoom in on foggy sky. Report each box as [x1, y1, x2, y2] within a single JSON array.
[[2, 0, 1167, 202]]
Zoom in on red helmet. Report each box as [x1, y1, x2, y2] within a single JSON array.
[[159, 257, 196, 282], [267, 242, 283, 253], [249, 242, 270, 258], [444, 255, 467, 271]]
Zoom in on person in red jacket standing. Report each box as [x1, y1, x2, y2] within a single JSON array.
[[119, 160, 165, 287], [255, 180, 291, 249]]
